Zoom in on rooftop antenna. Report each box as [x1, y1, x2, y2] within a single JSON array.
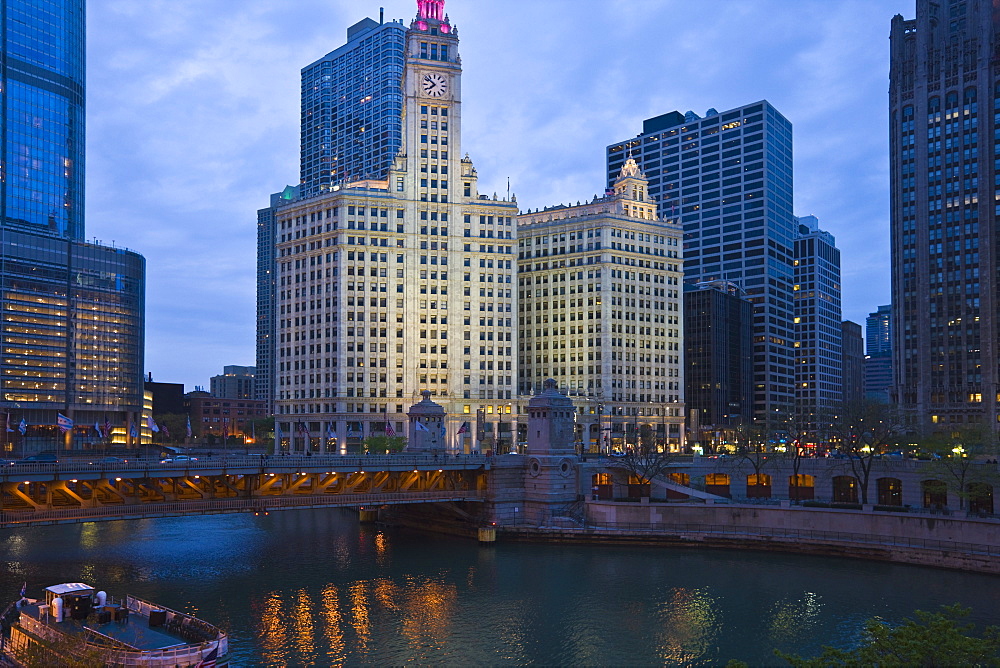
[[380, 7, 384, 24]]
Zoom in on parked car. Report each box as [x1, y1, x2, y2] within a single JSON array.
[[91, 456, 126, 464]]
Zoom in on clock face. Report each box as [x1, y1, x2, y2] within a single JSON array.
[[422, 72, 448, 98]]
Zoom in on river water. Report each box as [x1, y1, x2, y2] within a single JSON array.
[[1, 509, 998, 666]]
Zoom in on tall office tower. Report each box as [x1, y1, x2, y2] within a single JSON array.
[[517, 159, 686, 452], [272, 1, 518, 453], [1, 0, 85, 240], [0, 0, 145, 452], [299, 15, 407, 197], [608, 102, 797, 423], [256, 186, 297, 411], [890, 2, 1000, 432], [793, 215, 843, 430], [841, 321, 864, 403], [210, 366, 257, 400], [866, 304, 893, 356], [865, 304, 893, 403], [683, 280, 753, 451]]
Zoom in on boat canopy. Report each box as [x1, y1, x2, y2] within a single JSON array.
[[44, 583, 94, 596]]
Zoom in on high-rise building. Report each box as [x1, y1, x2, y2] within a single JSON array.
[[256, 186, 297, 411], [210, 366, 257, 400], [0, 0, 146, 453], [608, 102, 797, 423], [841, 320, 864, 403], [865, 305, 893, 403], [890, 2, 1000, 432], [517, 159, 686, 452], [683, 280, 753, 450], [271, 1, 518, 453], [866, 304, 892, 356], [1, 0, 86, 240], [793, 215, 843, 429], [299, 15, 407, 198]]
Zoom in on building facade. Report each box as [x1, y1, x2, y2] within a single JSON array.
[[272, 2, 518, 453], [256, 187, 296, 411], [299, 15, 406, 197], [2, 0, 86, 240], [608, 102, 797, 424], [210, 365, 256, 400], [865, 304, 893, 403], [793, 215, 843, 429], [841, 320, 864, 403], [0, 1, 146, 454], [890, 1, 1000, 432], [185, 394, 268, 441], [683, 280, 753, 451], [517, 159, 685, 452]]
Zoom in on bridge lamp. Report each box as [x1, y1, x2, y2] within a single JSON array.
[[70, 479, 77, 483], [115, 478, 122, 482], [438, 469, 443, 473], [194, 476, 200, 479], [22, 481, 28, 485]]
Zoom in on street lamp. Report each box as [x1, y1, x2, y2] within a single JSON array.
[[952, 444, 966, 458]]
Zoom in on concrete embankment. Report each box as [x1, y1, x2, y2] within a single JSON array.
[[498, 502, 1000, 575]]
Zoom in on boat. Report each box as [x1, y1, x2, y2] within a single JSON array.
[[1, 582, 228, 667]]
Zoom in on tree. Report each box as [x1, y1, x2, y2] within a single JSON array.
[[153, 413, 188, 443], [824, 400, 907, 504], [363, 435, 406, 454], [922, 425, 1000, 511], [727, 422, 773, 497], [610, 436, 685, 499], [777, 604, 1000, 667]]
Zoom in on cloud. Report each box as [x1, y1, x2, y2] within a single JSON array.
[[85, 0, 911, 386]]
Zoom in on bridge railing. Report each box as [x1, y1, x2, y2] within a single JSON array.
[[0, 453, 490, 476], [0, 490, 486, 527]]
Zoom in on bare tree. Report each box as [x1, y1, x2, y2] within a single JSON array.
[[824, 400, 908, 504], [922, 425, 1000, 512], [611, 437, 685, 498]]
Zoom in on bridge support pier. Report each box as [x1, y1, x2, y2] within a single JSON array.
[[359, 508, 379, 523], [477, 527, 496, 544]]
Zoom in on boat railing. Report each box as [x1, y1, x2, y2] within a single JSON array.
[[13, 602, 226, 667], [127, 596, 228, 657]]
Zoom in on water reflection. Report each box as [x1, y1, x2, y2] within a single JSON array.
[[768, 591, 823, 644], [655, 587, 721, 664], [2, 510, 999, 666]]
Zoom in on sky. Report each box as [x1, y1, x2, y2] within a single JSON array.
[[85, 0, 914, 390]]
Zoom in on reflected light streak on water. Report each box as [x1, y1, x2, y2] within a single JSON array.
[[2, 509, 1000, 666]]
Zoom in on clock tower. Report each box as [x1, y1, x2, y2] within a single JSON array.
[[400, 1, 463, 196]]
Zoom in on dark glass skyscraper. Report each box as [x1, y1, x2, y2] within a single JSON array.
[[0, 0, 146, 452], [2, 0, 85, 240], [608, 102, 796, 423], [890, 0, 999, 432], [299, 16, 406, 197]]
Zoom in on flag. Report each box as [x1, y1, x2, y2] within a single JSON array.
[[252, 421, 257, 441], [385, 421, 396, 437], [457, 421, 469, 435], [18, 418, 26, 436], [297, 422, 308, 436], [19, 582, 26, 598], [103, 417, 112, 440], [415, 422, 429, 433], [440, 425, 446, 438], [162, 424, 170, 439], [5, 414, 12, 433], [186, 415, 192, 438], [326, 422, 335, 440], [195, 646, 218, 668], [222, 418, 230, 441], [275, 422, 283, 439], [146, 415, 159, 433], [57, 414, 73, 433], [94, 422, 103, 438], [129, 423, 138, 439]]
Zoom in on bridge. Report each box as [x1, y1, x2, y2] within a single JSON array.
[[0, 454, 489, 528]]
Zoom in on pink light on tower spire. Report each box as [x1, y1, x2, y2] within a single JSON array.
[[417, 0, 445, 21]]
